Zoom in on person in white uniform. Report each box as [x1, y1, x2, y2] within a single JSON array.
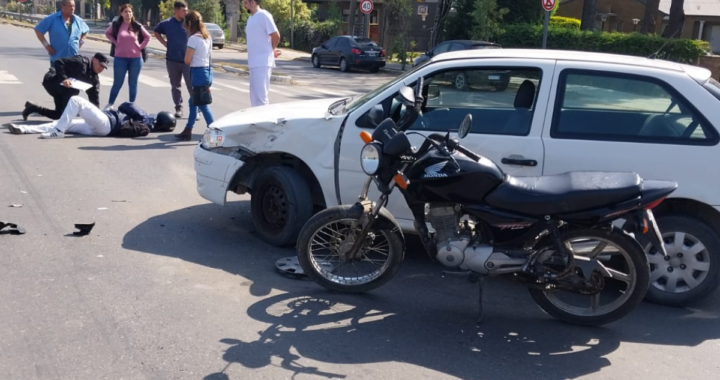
[[242, 0, 281, 107]]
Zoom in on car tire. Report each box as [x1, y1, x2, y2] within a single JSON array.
[[638, 215, 720, 307], [217, 44, 224, 49], [340, 58, 350, 72], [494, 80, 509, 91], [454, 72, 469, 91], [250, 166, 314, 247], [312, 54, 321, 68]]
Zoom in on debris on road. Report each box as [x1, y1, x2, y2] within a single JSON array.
[[73, 222, 95, 236], [0, 221, 26, 235], [8, 204, 22, 208]]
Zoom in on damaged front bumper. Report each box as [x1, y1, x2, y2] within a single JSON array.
[[194, 143, 248, 206]]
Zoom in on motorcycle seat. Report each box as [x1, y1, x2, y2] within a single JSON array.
[[485, 171, 642, 216]]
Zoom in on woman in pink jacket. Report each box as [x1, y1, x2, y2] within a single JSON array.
[[104, 3, 151, 110]]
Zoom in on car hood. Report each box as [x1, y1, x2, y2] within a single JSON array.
[[211, 97, 347, 152]]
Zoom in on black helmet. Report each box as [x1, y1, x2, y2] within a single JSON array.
[[154, 111, 176, 132]]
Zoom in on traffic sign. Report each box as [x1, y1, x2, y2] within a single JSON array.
[[542, 0, 556, 12], [360, 0, 374, 15]]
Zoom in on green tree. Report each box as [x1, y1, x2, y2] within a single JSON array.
[[497, 0, 543, 25], [327, 1, 342, 22], [188, 0, 221, 24], [261, 0, 312, 44], [443, 0, 474, 40], [383, 0, 413, 68], [471, 0, 508, 41], [158, 0, 174, 20]]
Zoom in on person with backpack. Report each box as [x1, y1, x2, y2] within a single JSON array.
[[5, 96, 177, 139], [104, 3, 151, 111], [174, 10, 215, 141]]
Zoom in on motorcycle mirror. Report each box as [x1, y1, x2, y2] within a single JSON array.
[[458, 114, 472, 139], [399, 86, 414, 106]]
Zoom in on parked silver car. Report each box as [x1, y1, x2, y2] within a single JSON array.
[[204, 23, 225, 49]]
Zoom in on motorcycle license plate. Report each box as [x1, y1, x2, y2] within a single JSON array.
[[488, 75, 501, 80]]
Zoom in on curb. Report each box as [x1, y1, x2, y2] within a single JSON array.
[[293, 56, 407, 73]]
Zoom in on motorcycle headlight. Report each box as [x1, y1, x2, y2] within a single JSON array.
[[360, 143, 382, 175], [202, 128, 224, 149]]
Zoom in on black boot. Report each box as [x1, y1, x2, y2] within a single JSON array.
[[22, 101, 36, 121]]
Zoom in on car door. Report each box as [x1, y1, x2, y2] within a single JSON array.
[[319, 38, 338, 65], [337, 58, 554, 225], [541, 60, 720, 206], [334, 38, 351, 65]]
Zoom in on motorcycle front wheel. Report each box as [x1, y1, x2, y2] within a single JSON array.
[[528, 228, 650, 327], [296, 205, 405, 293]]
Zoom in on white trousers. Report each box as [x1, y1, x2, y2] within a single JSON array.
[[249, 66, 272, 107], [21, 96, 111, 136]]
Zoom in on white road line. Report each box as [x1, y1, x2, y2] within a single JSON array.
[[100, 74, 172, 88], [99, 74, 113, 86], [0, 70, 21, 84], [214, 81, 249, 93]]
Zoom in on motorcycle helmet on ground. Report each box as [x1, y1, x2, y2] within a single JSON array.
[[153, 111, 176, 132]]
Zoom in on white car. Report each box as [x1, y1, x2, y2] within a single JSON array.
[[194, 48, 720, 307]]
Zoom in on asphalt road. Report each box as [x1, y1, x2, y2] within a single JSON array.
[[1, 23, 720, 380]]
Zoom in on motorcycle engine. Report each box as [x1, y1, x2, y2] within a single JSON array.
[[426, 204, 471, 267]]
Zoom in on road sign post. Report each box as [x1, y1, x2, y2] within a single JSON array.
[[359, 0, 373, 39], [542, 0, 557, 49]]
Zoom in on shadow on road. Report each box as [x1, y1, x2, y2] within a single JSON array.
[[122, 201, 720, 380]]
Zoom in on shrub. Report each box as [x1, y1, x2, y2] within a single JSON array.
[[497, 23, 710, 64], [549, 16, 580, 30], [291, 19, 341, 52]]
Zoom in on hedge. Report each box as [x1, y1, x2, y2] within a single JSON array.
[[549, 16, 581, 30], [281, 20, 341, 52], [496, 23, 711, 64]]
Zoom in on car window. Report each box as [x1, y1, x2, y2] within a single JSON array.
[[448, 42, 466, 52], [403, 67, 542, 136], [433, 42, 451, 55], [354, 37, 377, 47], [551, 70, 718, 145], [338, 38, 351, 49], [324, 38, 338, 49], [343, 61, 431, 114], [205, 24, 221, 30], [703, 77, 720, 101]]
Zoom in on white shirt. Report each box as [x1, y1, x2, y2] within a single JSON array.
[[187, 33, 211, 67], [245, 9, 278, 69]]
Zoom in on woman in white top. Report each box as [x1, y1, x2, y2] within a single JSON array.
[[175, 10, 214, 141]]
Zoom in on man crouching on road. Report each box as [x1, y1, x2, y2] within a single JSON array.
[[5, 96, 177, 139], [22, 53, 108, 121]]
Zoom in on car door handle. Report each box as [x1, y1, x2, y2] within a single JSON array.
[[501, 158, 538, 167]]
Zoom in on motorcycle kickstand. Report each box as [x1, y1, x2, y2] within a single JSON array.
[[468, 274, 486, 324]]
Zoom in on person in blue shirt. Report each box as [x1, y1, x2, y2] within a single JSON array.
[[34, 0, 89, 67], [154, 1, 193, 119]]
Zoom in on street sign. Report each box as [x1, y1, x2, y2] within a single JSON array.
[[542, 0, 556, 12], [360, 0, 374, 15]]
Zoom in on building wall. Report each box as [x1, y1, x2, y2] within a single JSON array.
[[557, 0, 664, 34]]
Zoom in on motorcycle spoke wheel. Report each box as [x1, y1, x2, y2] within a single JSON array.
[[307, 218, 392, 286]]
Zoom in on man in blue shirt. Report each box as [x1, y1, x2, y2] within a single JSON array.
[[154, 1, 193, 119], [34, 0, 89, 67]]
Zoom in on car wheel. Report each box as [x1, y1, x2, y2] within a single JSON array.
[[217, 44, 224, 49], [312, 54, 321, 68], [250, 166, 314, 247], [340, 58, 350, 72], [639, 215, 720, 307], [494, 80, 509, 91], [369, 66, 380, 73], [454, 72, 468, 91]]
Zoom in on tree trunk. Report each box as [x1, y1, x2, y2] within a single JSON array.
[[641, 0, 660, 34], [431, 0, 451, 48], [580, 0, 598, 31], [348, 0, 357, 36], [662, 0, 685, 38]]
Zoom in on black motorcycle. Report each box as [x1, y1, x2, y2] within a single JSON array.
[[296, 78, 678, 326]]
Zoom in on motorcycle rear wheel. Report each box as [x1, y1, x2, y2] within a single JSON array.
[[528, 228, 650, 327], [296, 205, 405, 293]]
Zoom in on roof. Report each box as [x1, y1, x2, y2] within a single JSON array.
[[431, 48, 692, 73], [659, 0, 720, 17]]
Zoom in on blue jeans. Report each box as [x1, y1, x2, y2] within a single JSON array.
[[187, 66, 214, 130], [109, 57, 143, 104]]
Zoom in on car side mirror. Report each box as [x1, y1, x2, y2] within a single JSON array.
[[458, 114, 472, 139], [355, 104, 385, 129]]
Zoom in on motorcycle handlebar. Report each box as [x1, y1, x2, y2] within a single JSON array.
[[415, 133, 482, 162]]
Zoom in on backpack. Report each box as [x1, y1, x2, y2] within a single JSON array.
[[109, 19, 148, 62], [117, 119, 150, 138]]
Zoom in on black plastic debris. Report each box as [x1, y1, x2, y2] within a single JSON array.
[[73, 222, 96, 236], [0, 221, 26, 235]]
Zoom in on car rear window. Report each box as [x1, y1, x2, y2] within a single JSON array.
[[353, 38, 377, 47], [703, 78, 720, 101]]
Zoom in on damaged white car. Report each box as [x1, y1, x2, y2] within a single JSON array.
[[195, 48, 720, 307]]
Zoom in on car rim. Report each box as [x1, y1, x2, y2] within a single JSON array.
[[341, 60, 347, 70], [307, 218, 392, 286], [542, 237, 637, 317], [313, 56, 318, 66], [260, 183, 288, 234], [646, 232, 711, 293], [455, 74, 466, 89]]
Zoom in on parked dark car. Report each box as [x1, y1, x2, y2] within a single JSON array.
[[311, 36, 386, 73], [413, 40, 501, 67]]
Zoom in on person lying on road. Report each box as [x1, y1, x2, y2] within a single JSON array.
[[5, 96, 177, 139]]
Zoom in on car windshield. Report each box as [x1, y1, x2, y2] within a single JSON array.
[[341, 60, 430, 114], [703, 77, 720, 101], [205, 24, 221, 30]]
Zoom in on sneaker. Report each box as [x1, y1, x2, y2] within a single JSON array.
[[196, 114, 200, 121], [104, 103, 114, 111], [3, 123, 23, 135], [40, 128, 65, 139], [175, 109, 183, 118]]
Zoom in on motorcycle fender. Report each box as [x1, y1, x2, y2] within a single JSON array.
[[347, 202, 406, 252]]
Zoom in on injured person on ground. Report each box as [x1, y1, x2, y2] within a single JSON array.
[[4, 96, 177, 139]]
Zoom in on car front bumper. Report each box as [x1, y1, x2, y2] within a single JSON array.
[[194, 143, 245, 206]]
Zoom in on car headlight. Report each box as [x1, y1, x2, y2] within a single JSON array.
[[202, 128, 224, 149], [360, 143, 382, 175]]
